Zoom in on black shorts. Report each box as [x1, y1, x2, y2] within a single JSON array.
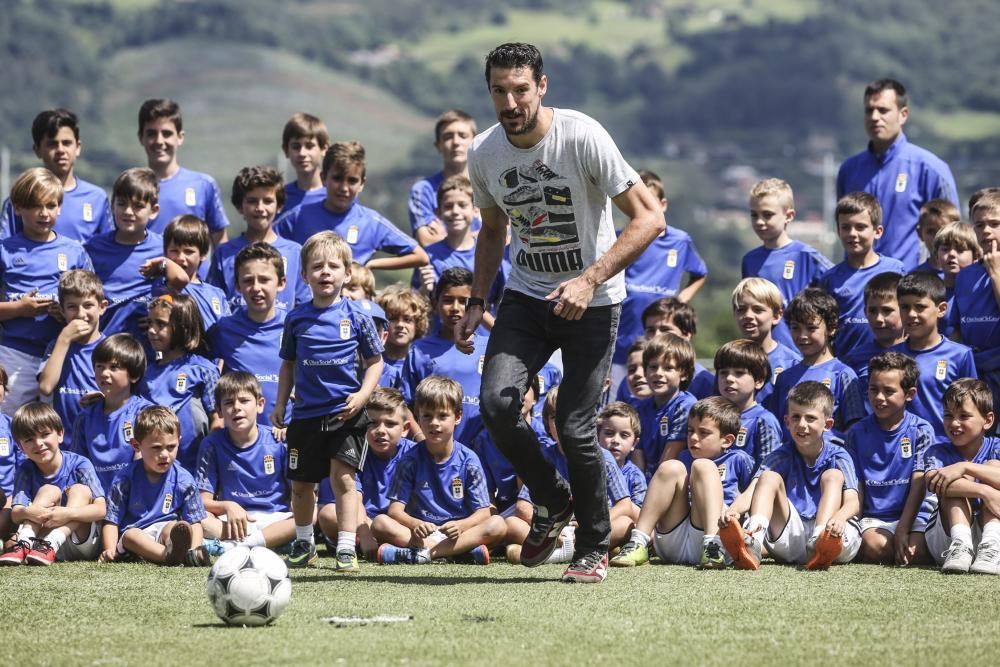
[[285, 410, 370, 483]]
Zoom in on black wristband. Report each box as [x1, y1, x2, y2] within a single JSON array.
[[466, 297, 486, 310]]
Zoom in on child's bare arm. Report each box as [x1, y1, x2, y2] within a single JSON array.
[[722, 478, 759, 522], [387, 500, 436, 537], [677, 274, 707, 303], [340, 354, 384, 420], [270, 360, 294, 427], [99, 522, 120, 562], [366, 246, 429, 272]]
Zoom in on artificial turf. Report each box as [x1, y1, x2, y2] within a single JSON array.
[[4, 553, 999, 666]]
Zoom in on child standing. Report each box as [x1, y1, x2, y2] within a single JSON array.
[[280, 113, 330, 213], [160, 215, 231, 331], [913, 199, 960, 276]]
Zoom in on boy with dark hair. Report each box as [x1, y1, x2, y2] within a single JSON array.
[[639, 297, 714, 399], [160, 214, 231, 330], [913, 199, 961, 276], [597, 401, 647, 519], [280, 113, 330, 213], [714, 339, 782, 469], [2, 109, 112, 242], [840, 271, 905, 388]]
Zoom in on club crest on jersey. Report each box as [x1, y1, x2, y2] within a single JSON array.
[[0, 437, 8, 456], [895, 173, 908, 193], [185, 187, 197, 206], [478, 355, 485, 375], [264, 454, 275, 475], [162, 492, 173, 514], [211, 297, 221, 314], [289, 448, 299, 470], [783, 260, 795, 280], [821, 377, 832, 388], [347, 225, 359, 244], [281, 257, 288, 274], [717, 464, 726, 479], [774, 367, 785, 380], [900, 437, 912, 459], [736, 426, 747, 447], [57, 253, 68, 271], [123, 421, 134, 441], [451, 476, 464, 500], [659, 415, 670, 436], [666, 249, 678, 268], [83, 202, 94, 222], [536, 375, 545, 394], [935, 360, 948, 381], [340, 319, 351, 340], [175, 373, 187, 392]]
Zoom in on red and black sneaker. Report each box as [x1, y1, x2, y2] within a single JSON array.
[[561, 550, 609, 584], [0, 540, 30, 566], [520, 500, 574, 567], [25, 538, 56, 566]]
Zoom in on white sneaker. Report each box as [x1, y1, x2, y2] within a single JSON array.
[[941, 540, 975, 574], [970, 540, 1000, 575]]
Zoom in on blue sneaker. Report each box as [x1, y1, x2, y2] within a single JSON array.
[[453, 544, 490, 565], [202, 539, 226, 558], [377, 544, 431, 564], [285, 539, 318, 568]]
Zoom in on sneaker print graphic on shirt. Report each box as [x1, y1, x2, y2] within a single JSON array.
[[503, 184, 543, 207]]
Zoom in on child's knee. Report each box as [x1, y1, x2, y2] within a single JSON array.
[[484, 515, 507, 541], [34, 484, 63, 507], [290, 481, 314, 500], [689, 457, 719, 478], [653, 459, 687, 481]]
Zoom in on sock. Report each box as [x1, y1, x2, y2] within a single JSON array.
[[337, 531, 356, 554], [746, 514, 769, 536], [950, 523, 973, 547], [44, 530, 67, 551], [703, 533, 722, 547], [811, 524, 825, 539], [295, 524, 314, 544], [982, 520, 1000, 544], [630, 529, 651, 547], [242, 531, 266, 548], [15, 524, 35, 543]]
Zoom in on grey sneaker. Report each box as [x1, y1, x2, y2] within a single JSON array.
[[970, 540, 1000, 575], [941, 540, 975, 574], [285, 538, 318, 568]]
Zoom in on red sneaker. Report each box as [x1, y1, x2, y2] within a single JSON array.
[[521, 500, 574, 567], [805, 528, 843, 571], [0, 541, 30, 566], [25, 539, 56, 566], [719, 519, 761, 571], [561, 551, 608, 583]]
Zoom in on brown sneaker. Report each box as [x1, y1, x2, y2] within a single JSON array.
[[805, 528, 843, 570], [719, 519, 761, 571], [164, 521, 192, 566]]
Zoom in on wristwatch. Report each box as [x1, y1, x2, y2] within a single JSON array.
[[466, 297, 486, 310]]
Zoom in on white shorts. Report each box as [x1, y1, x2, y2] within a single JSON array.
[[653, 515, 704, 566], [924, 511, 983, 565], [117, 520, 171, 554], [57, 523, 100, 562], [859, 517, 899, 535], [0, 346, 42, 418], [765, 502, 861, 565]]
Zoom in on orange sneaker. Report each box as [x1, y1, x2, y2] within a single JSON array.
[[805, 528, 843, 570], [719, 519, 761, 571]]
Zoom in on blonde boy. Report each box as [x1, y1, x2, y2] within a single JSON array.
[[731, 277, 802, 406]]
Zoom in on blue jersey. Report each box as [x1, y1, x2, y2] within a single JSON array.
[[844, 412, 934, 521], [401, 333, 488, 445], [413, 240, 506, 305], [11, 450, 104, 507], [758, 342, 802, 408], [923, 437, 1000, 472], [840, 337, 893, 399], [195, 427, 289, 513], [407, 171, 482, 235], [275, 200, 417, 262], [620, 460, 647, 507], [893, 338, 978, 444], [735, 403, 782, 468], [757, 436, 859, 520], [171, 280, 231, 332], [635, 391, 697, 480], [951, 263, 1000, 375], [151, 167, 229, 235], [357, 438, 416, 517], [767, 357, 866, 440], [533, 362, 563, 419], [614, 226, 708, 363], [0, 414, 22, 496], [105, 459, 207, 531], [380, 355, 404, 389], [2, 178, 113, 243], [0, 233, 92, 356], [837, 133, 959, 271], [206, 234, 310, 312], [688, 362, 716, 400], [678, 447, 754, 506], [470, 428, 519, 512], [279, 298, 384, 419], [283, 182, 326, 214], [138, 353, 219, 472], [70, 394, 154, 491], [816, 255, 906, 357], [207, 308, 287, 425], [86, 230, 162, 338], [387, 441, 491, 523], [40, 335, 104, 450]]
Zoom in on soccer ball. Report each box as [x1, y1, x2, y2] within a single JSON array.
[[206, 546, 291, 626]]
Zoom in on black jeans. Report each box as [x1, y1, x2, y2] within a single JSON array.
[[479, 290, 620, 554]]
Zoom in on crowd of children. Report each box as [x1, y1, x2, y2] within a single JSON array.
[[1, 99, 1000, 581]]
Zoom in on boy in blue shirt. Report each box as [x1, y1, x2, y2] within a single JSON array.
[[638, 298, 715, 400], [209, 166, 309, 311], [271, 231, 384, 572], [275, 141, 428, 274], [714, 339, 782, 469], [0, 167, 93, 413], [612, 397, 754, 569], [934, 222, 980, 338], [197, 373, 293, 551], [380, 376, 506, 565], [1, 109, 112, 243], [0, 368, 18, 542], [160, 215, 231, 331], [912, 199, 960, 276], [86, 168, 188, 338], [100, 405, 210, 566], [840, 272, 905, 390], [894, 271, 977, 444], [280, 113, 330, 213], [922, 379, 1000, 574], [633, 333, 698, 479], [742, 178, 833, 349], [377, 284, 431, 390], [818, 192, 906, 358], [721, 382, 862, 570], [845, 352, 934, 565], [0, 403, 105, 566], [137, 99, 229, 247], [766, 287, 865, 440], [596, 401, 647, 520], [70, 334, 153, 491], [38, 270, 107, 450]]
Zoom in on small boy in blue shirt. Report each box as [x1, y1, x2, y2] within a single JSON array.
[[271, 231, 384, 572], [714, 340, 782, 470], [380, 376, 506, 565], [100, 406, 210, 566], [70, 334, 153, 491], [280, 113, 330, 213], [0, 167, 93, 413], [934, 222, 980, 338], [0, 367, 19, 541], [912, 199, 960, 277], [1, 109, 112, 243], [840, 271, 905, 390], [633, 333, 698, 479], [197, 373, 294, 551], [638, 298, 715, 400], [817, 192, 906, 358], [612, 397, 754, 569], [275, 141, 428, 273], [0, 402, 105, 566], [721, 382, 862, 570], [38, 270, 107, 451], [596, 401, 647, 520], [845, 352, 934, 565], [377, 284, 431, 390], [160, 215, 231, 331]]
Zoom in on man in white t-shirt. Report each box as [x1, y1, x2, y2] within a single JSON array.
[[457, 42, 663, 583]]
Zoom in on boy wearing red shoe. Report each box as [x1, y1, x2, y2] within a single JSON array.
[[720, 381, 862, 569]]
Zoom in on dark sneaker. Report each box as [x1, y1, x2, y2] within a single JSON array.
[[25, 538, 56, 566], [164, 522, 192, 566], [285, 539, 318, 568], [521, 500, 574, 567], [561, 551, 608, 583], [335, 550, 360, 573], [719, 519, 761, 571], [698, 541, 726, 570], [452, 545, 490, 565], [0, 541, 30, 566], [184, 546, 212, 567]]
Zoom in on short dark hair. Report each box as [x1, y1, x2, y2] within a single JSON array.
[[138, 98, 182, 134], [864, 78, 908, 109], [321, 141, 366, 179], [868, 352, 919, 392], [485, 42, 544, 85], [164, 214, 211, 256], [897, 271, 946, 306], [836, 192, 882, 229], [231, 165, 285, 209], [234, 242, 285, 284], [643, 333, 695, 390], [281, 112, 330, 150], [134, 405, 180, 442], [642, 297, 697, 336], [433, 267, 473, 303], [943, 378, 993, 421], [93, 334, 147, 386], [787, 381, 834, 418], [598, 401, 641, 439], [113, 167, 159, 207], [688, 396, 742, 439], [714, 339, 771, 386], [434, 109, 476, 143], [216, 371, 262, 407], [784, 287, 839, 335], [31, 108, 80, 146], [12, 402, 64, 443], [863, 272, 902, 306]]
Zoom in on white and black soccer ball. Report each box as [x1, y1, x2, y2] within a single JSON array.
[[206, 546, 291, 626]]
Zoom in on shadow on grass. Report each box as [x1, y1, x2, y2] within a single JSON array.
[[291, 573, 558, 586]]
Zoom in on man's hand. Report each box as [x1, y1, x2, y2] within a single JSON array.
[[455, 307, 483, 355], [544, 274, 597, 321]]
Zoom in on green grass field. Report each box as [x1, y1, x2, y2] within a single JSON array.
[[5, 553, 999, 666]]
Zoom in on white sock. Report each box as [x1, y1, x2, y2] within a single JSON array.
[[630, 528, 651, 547], [703, 533, 722, 546], [951, 523, 973, 547], [295, 524, 314, 544], [981, 520, 1000, 544], [44, 530, 67, 551], [16, 524, 36, 543], [242, 531, 266, 548], [337, 531, 356, 554], [811, 524, 825, 539], [746, 514, 769, 536]]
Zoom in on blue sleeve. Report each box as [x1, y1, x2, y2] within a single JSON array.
[[665, 400, 691, 442], [69, 414, 85, 455], [684, 240, 708, 278], [97, 196, 114, 236], [11, 464, 33, 507], [104, 474, 129, 526], [195, 441, 218, 494], [836, 163, 847, 199], [1, 198, 15, 240], [604, 457, 630, 504], [914, 425, 935, 472], [961, 349, 978, 380], [179, 476, 209, 522], [279, 315, 296, 361], [204, 179, 230, 233], [832, 451, 859, 492], [72, 457, 106, 499], [408, 180, 437, 233], [373, 216, 418, 256], [757, 449, 786, 479], [387, 454, 415, 504], [294, 274, 312, 307], [400, 349, 426, 405], [736, 454, 754, 492], [199, 362, 220, 414], [464, 460, 492, 512], [836, 372, 866, 432], [206, 251, 226, 291], [755, 416, 781, 465], [354, 311, 385, 360], [630, 471, 647, 506]]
